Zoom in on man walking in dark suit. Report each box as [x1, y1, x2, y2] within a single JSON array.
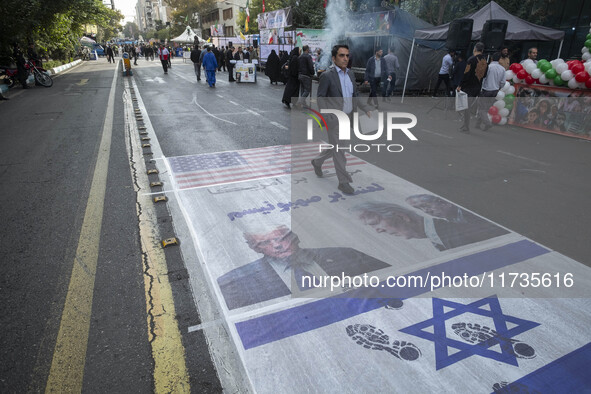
[[311, 45, 372, 196]]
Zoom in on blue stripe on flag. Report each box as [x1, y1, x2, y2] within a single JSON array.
[[492, 342, 591, 393], [236, 240, 550, 350]]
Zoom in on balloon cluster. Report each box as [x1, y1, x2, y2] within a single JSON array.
[[488, 81, 514, 125], [504, 59, 591, 90]]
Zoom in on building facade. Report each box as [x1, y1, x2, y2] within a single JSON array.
[[200, 0, 247, 39], [136, 0, 173, 32]]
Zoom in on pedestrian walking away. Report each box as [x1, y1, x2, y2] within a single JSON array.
[[383, 46, 400, 99], [433, 50, 455, 97], [457, 42, 488, 133], [191, 45, 202, 81], [311, 44, 372, 195], [297, 45, 315, 107], [476, 52, 506, 131], [281, 47, 301, 109], [157, 45, 170, 74], [202, 46, 218, 87], [265, 50, 281, 84], [226, 46, 236, 82], [364, 48, 388, 107]]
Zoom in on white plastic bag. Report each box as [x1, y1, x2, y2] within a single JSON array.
[[357, 111, 380, 135], [455, 91, 468, 111]]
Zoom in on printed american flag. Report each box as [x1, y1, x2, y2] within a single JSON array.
[[168, 142, 367, 190]]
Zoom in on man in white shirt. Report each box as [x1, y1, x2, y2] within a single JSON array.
[[433, 49, 455, 97], [477, 52, 506, 130]]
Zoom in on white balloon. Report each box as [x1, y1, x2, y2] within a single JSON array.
[[531, 69, 543, 79], [583, 47, 589, 54], [556, 63, 568, 74], [499, 108, 509, 117], [503, 81, 511, 91], [525, 63, 537, 74], [513, 76, 522, 84], [555, 58, 565, 64], [522, 59, 534, 67], [494, 100, 506, 109], [499, 117, 508, 126], [507, 85, 515, 95], [585, 63, 591, 73], [539, 74, 549, 84], [561, 69, 574, 81], [496, 91, 506, 100], [505, 70, 515, 80], [568, 78, 579, 89], [583, 52, 591, 61]]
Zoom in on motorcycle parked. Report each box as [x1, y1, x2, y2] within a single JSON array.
[[0, 59, 53, 88]]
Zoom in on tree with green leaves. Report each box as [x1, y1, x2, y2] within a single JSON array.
[[0, 0, 123, 61]]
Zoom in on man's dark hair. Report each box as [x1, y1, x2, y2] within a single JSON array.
[[332, 44, 349, 58], [389, 46, 395, 53], [303, 45, 309, 52], [474, 42, 485, 52], [207, 46, 211, 51], [492, 52, 501, 62]]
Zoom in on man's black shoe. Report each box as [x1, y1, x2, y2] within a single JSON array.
[[311, 160, 323, 177], [338, 183, 355, 195]]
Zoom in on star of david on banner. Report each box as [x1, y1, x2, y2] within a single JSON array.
[[400, 296, 540, 370]]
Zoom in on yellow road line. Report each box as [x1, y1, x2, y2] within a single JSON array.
[[46, 62, 119, 393], [123, 79, 190, 393]]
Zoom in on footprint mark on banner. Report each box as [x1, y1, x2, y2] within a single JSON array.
[[346, 324, 421, 361], [492, 381, 540, 394], [451, 323, 536, 359]]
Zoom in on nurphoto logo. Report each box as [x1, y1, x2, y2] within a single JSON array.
[[305, 109, 419, 153]]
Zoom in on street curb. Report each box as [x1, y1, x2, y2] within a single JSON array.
[[48, 59, 83, 76]]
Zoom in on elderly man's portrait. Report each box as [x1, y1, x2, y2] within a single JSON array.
[[354, 195, 508, 252], [217, 224, 390, 310]]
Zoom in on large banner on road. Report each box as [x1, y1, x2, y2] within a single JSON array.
[[163, 141, 591, 393]]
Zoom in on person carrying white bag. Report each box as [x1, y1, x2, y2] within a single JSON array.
[[456, 42, 488, 133]]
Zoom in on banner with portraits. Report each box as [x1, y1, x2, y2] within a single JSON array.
[[257, 7, 293, 29], [508, 83, 591, 140]]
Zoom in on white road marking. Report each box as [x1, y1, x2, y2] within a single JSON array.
[[229, 101, 239, 106], [191, 93, 238, 125], [270, 121, 288, 130], [246, 109, 261, 116], [217, 94, 224, 98], [497, 150, 550, 166], [420, 128, 454, 139]]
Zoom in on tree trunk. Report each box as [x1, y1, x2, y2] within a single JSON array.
[[437, 0, 449, 25]]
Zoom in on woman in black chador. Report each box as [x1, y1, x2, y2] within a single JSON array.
[[265, 50, 282, 85], [281, 47, 300, 109]]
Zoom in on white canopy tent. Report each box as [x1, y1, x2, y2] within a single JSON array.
[[171, 26, 207, 44]]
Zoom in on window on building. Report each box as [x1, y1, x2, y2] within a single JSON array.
[[223, 8, 233, 20], [225, 26, 234, 36]]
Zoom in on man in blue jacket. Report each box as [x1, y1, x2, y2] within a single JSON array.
[[364, 48, 388, 107], [202, 46, 218, 87]]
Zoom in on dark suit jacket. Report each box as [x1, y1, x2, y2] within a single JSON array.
[[317, 67, 370, 123], [364, 56, 388, 81], [433, 216, 508, 251], [217, 247, 391, 310]]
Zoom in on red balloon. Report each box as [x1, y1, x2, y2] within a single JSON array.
[[525, 75, 535, 84], [567, 60, 577, 69], [534, 79, 540, 84], [586, 79, 591, 89], [488, 106, 499, 115], [516, 70, 528, 79], [571, 64, 585, 74], [575, 71, 590, 83], [510, 63, 523, 73], [492, 114, 502, 124]]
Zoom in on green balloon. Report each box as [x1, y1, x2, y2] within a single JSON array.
[[545, 68, 557, 79], [537, 59, 549, 68], [586, 39, 591, 49], [587, 33, 591, 40], [504, 94, 515, 104], [554, 75, 564, 86], [540, 63, 552, 73], [505, 102, 513, 110]]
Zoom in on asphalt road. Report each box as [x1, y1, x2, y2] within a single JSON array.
[[0, 56, 589, 392]]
